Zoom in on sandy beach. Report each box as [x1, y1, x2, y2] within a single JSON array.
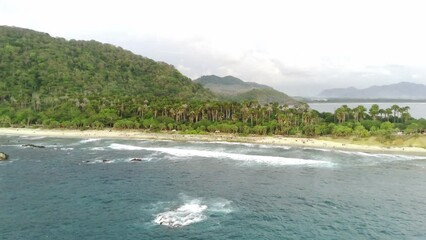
[[1, 127, 426, 156]]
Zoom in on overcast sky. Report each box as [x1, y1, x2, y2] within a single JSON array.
[[2, 0, 426, 96]]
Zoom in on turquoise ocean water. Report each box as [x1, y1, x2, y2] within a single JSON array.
[[1, 135, 426, 239]]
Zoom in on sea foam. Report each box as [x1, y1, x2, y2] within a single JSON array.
[[79, 138, 101, 143], [154, 199, 208, 228], [335, 149, 426, 160], [109, 143, 144, 150], [19, 136, 46, 140], [155, 147, 330, 166], [154, 196, 233, 228], [90, 147, 106, 151], [60, 147, 74, 151], [192, 141, 291, 150]]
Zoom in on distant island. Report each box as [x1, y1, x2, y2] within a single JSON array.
[[0, 26, 425, 150], [318, 82, 426, 100]]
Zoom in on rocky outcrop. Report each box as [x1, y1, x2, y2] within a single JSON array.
[[130, 158, 142, 162], [0, 152, 8, 160], [22, 144, 45, 148]]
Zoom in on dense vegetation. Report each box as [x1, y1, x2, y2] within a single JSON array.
[[1, 26, 425, 142], [0, 26, 213, 103], [195, 75, 298, 105], [1, 94, 425, 141]]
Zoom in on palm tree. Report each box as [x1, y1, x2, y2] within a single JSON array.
[[341, 105, 351, 122], [385, 108, 393, 121], [399, 106, 411, 123], [401, 112, 411, 123], [378, 109, 386, 120], [369, 104, 380, 121], [241, 106, 249, 123], [266, 104, 273, 121], [334, 105, 350, 123], [169, 108, 176, 121], [353, 105, 367, 122], [335, 108, 345, 123], [391, 104, 400, 123], [352, 109, 359, 122], [189, 110, 196, 123]]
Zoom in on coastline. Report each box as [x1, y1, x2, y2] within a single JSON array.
[[1, 127, 426, 156]]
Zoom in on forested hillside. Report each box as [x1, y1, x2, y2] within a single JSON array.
[[0, 26, 213, 102]]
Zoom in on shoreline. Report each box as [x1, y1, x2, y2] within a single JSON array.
[[1, 127, 426, 156]]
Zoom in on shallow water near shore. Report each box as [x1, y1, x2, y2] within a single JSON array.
[[1, 135, 426, 239]]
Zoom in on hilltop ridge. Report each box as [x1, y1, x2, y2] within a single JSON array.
[[195, 75, 298, 105]]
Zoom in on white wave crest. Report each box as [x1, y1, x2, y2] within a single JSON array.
[[303, 147, 332, 152], [60, 147, 74, 151], [92, 147, 105, 151], [208, 199, 234, 214], [45, 144, 62, 148], [154, 147, 330, 166], [205, 141, 258, 147], [259, 144, 292, 150], [335, 150, 426, 160], [19, 136, 46, 140], [192, 141, 291, 150], [79, 138, 101, 143], [154, 196, 233, 228], [108, 144, 331, 166], [154, 199, 208, 228], [393, 155, 426, 160], [109, 143, 144, 150], [90, 147, 105, 151]]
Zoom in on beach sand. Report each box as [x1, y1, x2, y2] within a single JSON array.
[[1, 127, 426, 156]]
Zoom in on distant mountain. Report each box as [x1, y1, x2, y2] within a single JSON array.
[[194, 75, 272, 94], [194, 75, 298, 105], [318, 82, 426, 99]]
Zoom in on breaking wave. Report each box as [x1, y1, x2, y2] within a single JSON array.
[[153, 195, 233, 228], [19, 136, 46, 140], [109, 143, 144, 150], [108, 143, 331, 166], [154, 200, 207, 228], [192, 141, 291, 150], [90, 147, 106, 151], [335, 150, 426, 160], [79, 138, 101, 143]]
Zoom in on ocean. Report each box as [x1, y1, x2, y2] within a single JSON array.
[[1, 135, 426, 239]]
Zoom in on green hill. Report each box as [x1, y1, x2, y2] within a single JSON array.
[[0, 26, 213, 102], [194, 75, 298, 105]]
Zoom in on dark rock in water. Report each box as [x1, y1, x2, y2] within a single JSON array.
[[0, 152, 8, 161], [130, 158, 142, 162], [22, 144, 45, 148], [102, 159, 111, 163]]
